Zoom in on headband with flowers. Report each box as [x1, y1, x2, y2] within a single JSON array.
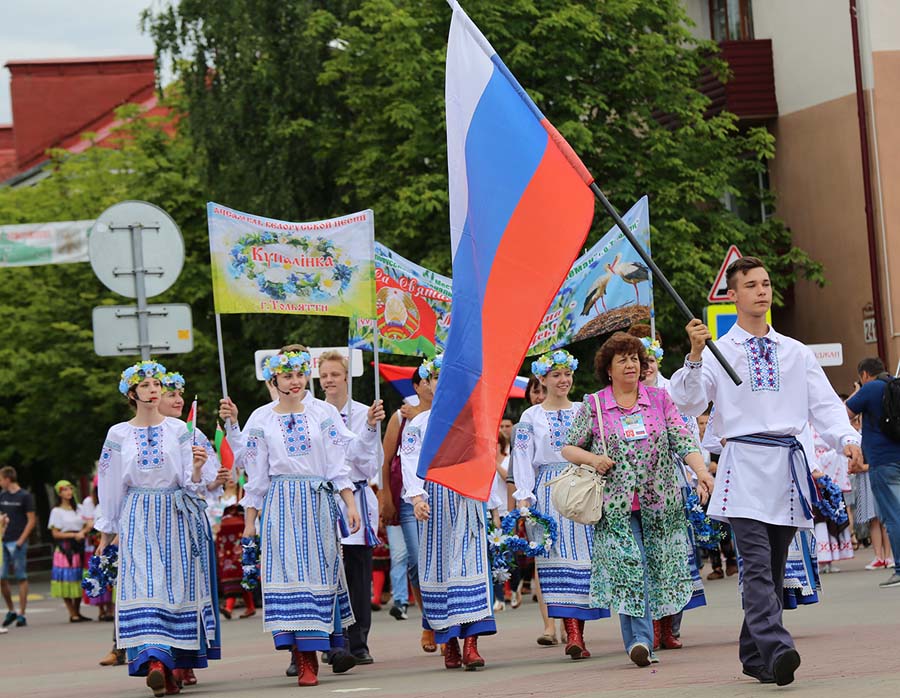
[[531, 350, 578, 377], [418, 354, 443, 380], [262, 351, 312, 380], [119, 360, 167, 395], [640, 337, 664, 361], [161, 372, 186, 392]]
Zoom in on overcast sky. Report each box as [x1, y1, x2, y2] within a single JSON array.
[[1, 0, 163, 123]]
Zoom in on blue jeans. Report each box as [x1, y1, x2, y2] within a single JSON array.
[[618, 513, 654, 654], [869, 461, 900, 573], [1, 542, 27, 581], [398, 502, 421, 592], [385, 525, 409, 606]]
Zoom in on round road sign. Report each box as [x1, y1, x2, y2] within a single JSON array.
[[89, 200, 184, 298]]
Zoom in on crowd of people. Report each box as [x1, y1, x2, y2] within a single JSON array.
[[2, 256, 899, 695]]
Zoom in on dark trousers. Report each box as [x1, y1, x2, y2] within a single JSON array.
[[711, 529, 737, 570], [343, 544, 373, 656], [730, 518, 797, 672]]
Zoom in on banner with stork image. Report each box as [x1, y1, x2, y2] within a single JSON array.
[[527, 196, 651, 355]]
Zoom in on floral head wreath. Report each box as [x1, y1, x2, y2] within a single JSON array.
[[640, 337, 664, 361], [418, 354, 443, 380], [119, 360, 167, 395], [531, 349, 578, 377], [262, 351, 312, 380], [161, 372, 186, 392]]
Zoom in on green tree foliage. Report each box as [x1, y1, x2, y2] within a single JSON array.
[[145, 0, 823, 383]]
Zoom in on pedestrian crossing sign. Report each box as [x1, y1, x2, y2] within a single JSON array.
[[705, 304, 772, 341]]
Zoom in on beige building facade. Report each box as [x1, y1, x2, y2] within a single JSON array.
[[683, 0, 900, 390]]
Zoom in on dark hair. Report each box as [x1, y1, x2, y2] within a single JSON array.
[[725, 256, 767, 290], [0, 466, 17, 482], [626, 323, 662, 344], [526, 375, 546, 405], [498, 430, 510, 456], [593, 332, 649, 388], [857, 357, 886, 377]]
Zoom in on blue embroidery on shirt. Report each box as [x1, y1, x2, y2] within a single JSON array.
[[135, 426, 164, 471], [545, 409, 575, 451], [744, 337, 780, 392], [513, 422, 533, 451], [279, 414, 311, 457]]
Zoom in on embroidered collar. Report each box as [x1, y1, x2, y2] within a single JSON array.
[[725, 323, 782, 346], [598, 384, 651, 411]]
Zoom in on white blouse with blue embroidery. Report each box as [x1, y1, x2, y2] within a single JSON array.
[[238, 398, 356, 510], [95, 417, 202, 534], [669, 323, 859, 528], [399, 409, 430, 502], [511, 403, 584, 504]]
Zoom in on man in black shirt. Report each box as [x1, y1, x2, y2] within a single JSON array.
[[0, 466, 36, 627]]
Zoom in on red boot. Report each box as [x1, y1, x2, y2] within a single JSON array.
[[296, 650, 319, 687], [444, 638, 462, 669], [462, 636, 485, 671], [164, 668, 181, 695], [182, 668, 197, 686], [563, 618, 587, 660], [660, 616, 683, 650], [653, 620, 662, 650], [146, 660, 167, 698]]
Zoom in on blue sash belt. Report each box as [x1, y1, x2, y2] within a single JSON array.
[[729, 433, 820, 520], [353, 480, 381, 547]]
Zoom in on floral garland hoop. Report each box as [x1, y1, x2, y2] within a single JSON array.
[[228, 231, 357, 302], [500, 506, 558, 558], [82, 545, 119, 598], [684, 491, 726, 550], [813, 474, 848, 527], [486, 524, 517, 583], [241, 536, 261, 591]]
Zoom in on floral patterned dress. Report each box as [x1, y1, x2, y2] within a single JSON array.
[[566, 385, 699, 618]]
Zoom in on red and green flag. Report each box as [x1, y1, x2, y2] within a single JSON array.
[[215, 422, 234, 470], [185, 396, 198, 445]]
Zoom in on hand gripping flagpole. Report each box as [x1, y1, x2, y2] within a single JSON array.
[[589, 183, 742, 386]]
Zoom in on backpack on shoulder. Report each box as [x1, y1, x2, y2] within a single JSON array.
[[878, 374, 900, 441]]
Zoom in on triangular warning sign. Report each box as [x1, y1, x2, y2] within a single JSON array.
[[708, 245, 743, 303]]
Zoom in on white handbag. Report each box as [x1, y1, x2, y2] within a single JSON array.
[[549, 393, 607, 525]]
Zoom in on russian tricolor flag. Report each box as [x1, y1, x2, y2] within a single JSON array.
[[418, 1, 595, 501]]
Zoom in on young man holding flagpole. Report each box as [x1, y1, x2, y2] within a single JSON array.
[[668, 257, 862, 686]]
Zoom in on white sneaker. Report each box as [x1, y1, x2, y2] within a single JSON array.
[[493, 600, 505, 612], [886, 558, 895, 568], [865, 558, 887, 570], [0, 627, 8, 634]]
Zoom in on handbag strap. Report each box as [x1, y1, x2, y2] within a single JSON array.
[[588, 393, 608, 457]]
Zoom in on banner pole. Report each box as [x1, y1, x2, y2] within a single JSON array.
[[214, 312, 233, 430], [346, 334, 353, 423], [589, 183, 741, 386]]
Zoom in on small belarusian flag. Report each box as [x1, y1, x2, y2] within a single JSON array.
[[215, 422, 235, 470], [185, 395, 198, 443]]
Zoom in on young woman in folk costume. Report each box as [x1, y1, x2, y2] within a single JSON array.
[[95, 361, 222, 697], [402, 355, 496, 671], [238, 345, 368, 688], [512, 350, 610, 661]]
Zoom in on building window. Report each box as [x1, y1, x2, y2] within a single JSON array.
[[709, 0, 755, 41]]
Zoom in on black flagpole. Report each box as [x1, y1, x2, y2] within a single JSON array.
[[590, 182, 742, 386]]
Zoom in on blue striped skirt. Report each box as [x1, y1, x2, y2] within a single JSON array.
[[419, 481, 496, 641], [115, 487, 220, 674], [534, 463, 609, 620], [260, 475, 353, 634], [736, 529, 820, 609]]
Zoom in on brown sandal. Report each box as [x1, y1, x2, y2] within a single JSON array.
[[421, 629, 437, 653]]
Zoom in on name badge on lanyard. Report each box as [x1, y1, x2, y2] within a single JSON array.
[[620, 413, 648, 441]]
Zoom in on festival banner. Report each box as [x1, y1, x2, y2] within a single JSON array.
[[207, 203, 375, 317], [527, 196, 651, 355], [0, 220, 92, 267], [349, 242, 451, 357]]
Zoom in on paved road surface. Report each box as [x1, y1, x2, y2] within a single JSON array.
[[4, 556, 898, 697]]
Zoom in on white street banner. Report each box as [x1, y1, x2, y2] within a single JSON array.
[[0, 220, 93, 267]]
